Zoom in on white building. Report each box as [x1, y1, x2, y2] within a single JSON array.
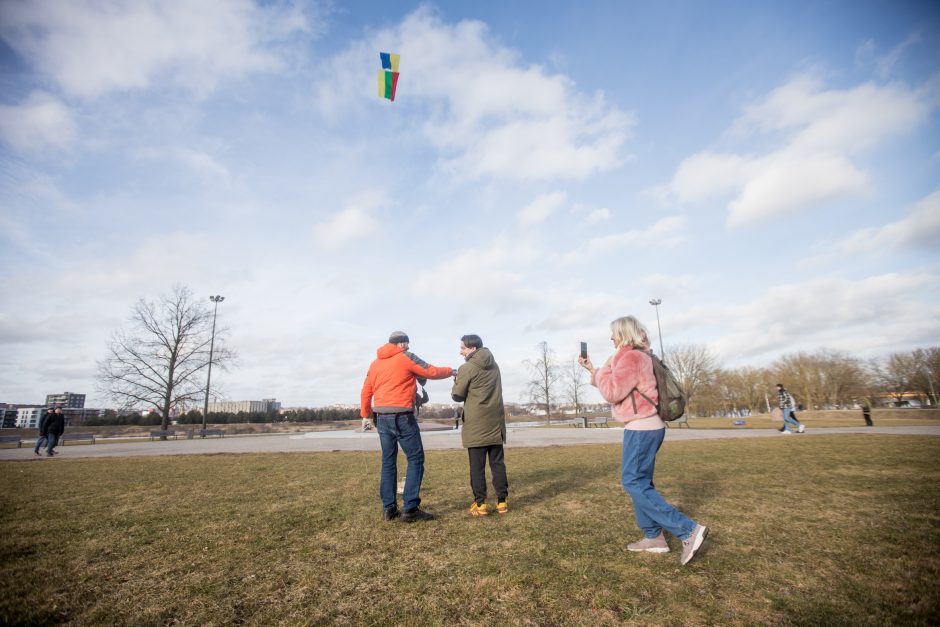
[[16, 407, 46, 429]]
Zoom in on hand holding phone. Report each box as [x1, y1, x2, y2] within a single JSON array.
[[580, 341, 588, 359]]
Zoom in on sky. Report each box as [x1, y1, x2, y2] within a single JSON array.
[[1, 0, 939, 409]]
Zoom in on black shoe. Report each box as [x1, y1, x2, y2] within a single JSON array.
[[777, 427, 785, 432], [400, 508, 435, 523], [383, 506, 400, 521], [34, 450, 40, 456]]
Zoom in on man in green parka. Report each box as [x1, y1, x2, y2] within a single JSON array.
[[451, 334, 509, 516]]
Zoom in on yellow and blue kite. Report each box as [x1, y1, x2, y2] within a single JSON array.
[[377, 52, 400, 101]]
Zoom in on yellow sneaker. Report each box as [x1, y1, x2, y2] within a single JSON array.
[[469, 502, 489, 516], [496, 501, 508, 514]]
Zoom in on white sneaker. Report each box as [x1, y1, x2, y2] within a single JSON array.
[[797, 424, 805, 433], [680, 524, 709, 565], [628, 533, 670, 553], [781, 430, 792, 435]]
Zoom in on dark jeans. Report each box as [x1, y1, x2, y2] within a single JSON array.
[[376, 412, 424, 512], [468, 444, 509, 505], [35, 434, 58, 455]]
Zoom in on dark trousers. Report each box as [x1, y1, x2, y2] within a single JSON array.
[[468, 444, 508, 505]]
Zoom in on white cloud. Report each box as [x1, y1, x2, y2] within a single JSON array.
[[412, 237, 541, 308], [313, 7, 635, 182], [584, 208, 611, 225], [135, 147, 230, 179], [0, 92, 76, 153], [312, 195, 382, 248], [561, 215, 686, 263], [667, 74, 933, 225], [727, 150, 869, 226], [835, 189, 940, 255], [857, 34, 923, 79], [705, 272, 940, 362], [518, 191, 566, 226], [0, 0, 313, 99]]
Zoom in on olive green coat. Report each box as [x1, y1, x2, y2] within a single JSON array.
[[451, 347, 506, 448]]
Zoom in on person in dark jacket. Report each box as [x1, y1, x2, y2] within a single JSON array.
[[451, 334, 509, 516], [44, 407, 65, 456], [33, 407, 53, 456]]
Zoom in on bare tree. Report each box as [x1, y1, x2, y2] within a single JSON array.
[[869, 352, 914, 406], [562, 357, 588, 416], [98, 285, 233, 430], [665, 343, 718, 415], [525, 341, 559, 421], [911, 347, 940, 405]]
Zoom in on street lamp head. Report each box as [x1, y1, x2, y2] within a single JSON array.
[[209, 295, 225, 303], [649, 298, 662, 306]]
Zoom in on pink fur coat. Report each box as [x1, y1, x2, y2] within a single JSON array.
[[591, 347, 659, 422]]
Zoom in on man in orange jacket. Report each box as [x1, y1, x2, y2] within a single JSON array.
[[361, 331, 455, 522]]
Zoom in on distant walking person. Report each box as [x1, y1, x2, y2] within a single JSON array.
[[861, 398, 874, 427], [361, 331, 455, 523], [451, 335, 509, 516], [43, 407, 65, 456], [33, 407, 53, 456], [776, 384, 805, 434], [579, 315, 708, 565]]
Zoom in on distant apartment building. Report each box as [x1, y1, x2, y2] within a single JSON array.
[[0, 404, 20, 428], [16, 406, 46, 429], [207, 399, 281, 414], [45, 392, 85, 408]]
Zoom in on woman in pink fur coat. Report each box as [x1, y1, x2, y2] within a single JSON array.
[[579, 315, 708, 566]]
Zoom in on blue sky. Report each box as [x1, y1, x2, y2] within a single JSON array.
[[1, 0, 938, 409]]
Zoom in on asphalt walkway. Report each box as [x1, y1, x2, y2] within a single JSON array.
[[2, 424, 937, 461]]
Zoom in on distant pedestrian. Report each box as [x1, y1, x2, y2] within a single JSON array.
[[33, 407, 53, 456], [776, 384, 805, 434], [451, 335, 509, 516], [579, 315, 709, 566], [861, 398, 874, 427], [42, 407, 65, 456], [360, 331, 455, 523]]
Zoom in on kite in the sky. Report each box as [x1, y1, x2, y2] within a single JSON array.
[[378, 52, 400, 101]]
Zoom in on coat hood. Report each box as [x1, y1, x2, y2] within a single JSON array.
[[376, 343, 404, 359], [466, 347, 496, 369]]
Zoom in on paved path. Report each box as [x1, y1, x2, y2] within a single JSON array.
[[2, 425, 938, 461]]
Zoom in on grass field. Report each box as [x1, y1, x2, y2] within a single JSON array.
[[2, 435, 938, 625]]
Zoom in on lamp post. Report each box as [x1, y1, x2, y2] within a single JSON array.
[[649, 298, 665, 358], [202, 295, 224, 435]]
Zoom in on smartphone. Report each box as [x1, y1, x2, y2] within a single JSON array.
[[580, 341, 588, 359]]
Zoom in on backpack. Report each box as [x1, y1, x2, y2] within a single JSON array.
[[633, 350, 687, 421]]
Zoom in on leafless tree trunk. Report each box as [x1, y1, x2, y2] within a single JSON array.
[[526, 341, 559, 422], [97, 285, 233, 430], [665, 343, 718, 415], [563, 357, 588, 416]]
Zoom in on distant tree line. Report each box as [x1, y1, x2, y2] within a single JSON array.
[[525, 341, 940, 418]]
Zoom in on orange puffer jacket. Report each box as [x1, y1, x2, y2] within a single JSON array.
[[361, 343, 454, 417]]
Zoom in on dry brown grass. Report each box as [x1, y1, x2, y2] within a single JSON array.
[[1, 435, 938, 625]]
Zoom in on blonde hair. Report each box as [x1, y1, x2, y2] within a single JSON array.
[[610, 315, 650, 350]]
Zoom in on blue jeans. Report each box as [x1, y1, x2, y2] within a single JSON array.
[[781, 408, 801, 432], [621, 428, 696, 540], [376, 412, 425, 511], [36, 434, 57, 454]]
